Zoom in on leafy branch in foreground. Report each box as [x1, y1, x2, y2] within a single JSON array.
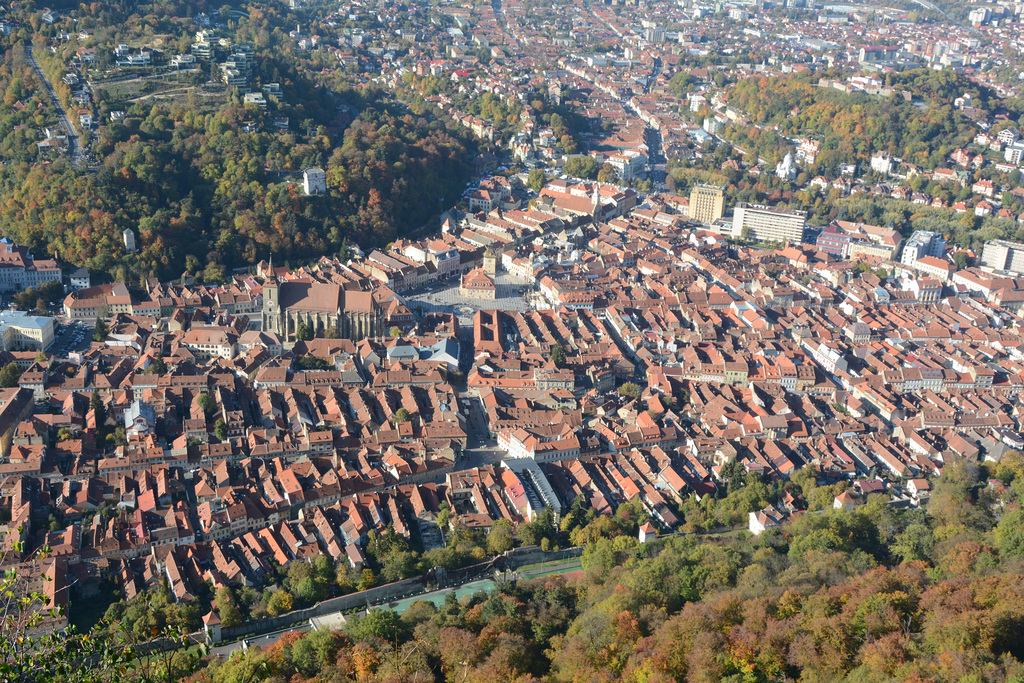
[[0, 530, 205, 683]]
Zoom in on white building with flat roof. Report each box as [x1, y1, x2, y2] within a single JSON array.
[[732, 203, 807, 244], [303, 167, 326, 195], [901, 230, 946, 267], [981, 239, 1024, 275], [606, 150, 648, 181]]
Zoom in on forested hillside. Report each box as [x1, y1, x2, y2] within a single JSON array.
[[0, 1, 476, 285], [722, 69, 988, 173], [0, 96, 470, 283]]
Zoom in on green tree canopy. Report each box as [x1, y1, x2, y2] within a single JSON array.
[[196, 392, 216, 416], [93, 318, 108, 343], [563, 155, 600, 180], [618, 381, 642, 400], [214, 418, 227, 442], [0, 362, 22, 388], [527, 168, 546, 191], [550, 343, 567, 368]]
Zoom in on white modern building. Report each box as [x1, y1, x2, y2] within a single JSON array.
[[170, 54, 196, 69], [243, 92, 267, 108], [731, 203, 807, 244], [644, 26, 665, 42], [1006, 142, 1024, 166], [968, 7, 990, 23], [981, 239, 1024, 275], [901, 230, 946, 267], [606, 150, 648, 181]]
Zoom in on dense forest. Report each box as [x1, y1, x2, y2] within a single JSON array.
[[0, 94, 472, 283], [721, 68, 1006, 174]]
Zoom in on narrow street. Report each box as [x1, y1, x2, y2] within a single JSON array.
[[457, 389, 507, 470], [490, 0, 521, 49], [25, 44, 84, 167], [629, 56, 666, 189], [646, 58, 665, 189]]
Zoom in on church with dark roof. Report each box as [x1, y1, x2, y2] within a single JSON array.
[[261, 277, 383, 343]]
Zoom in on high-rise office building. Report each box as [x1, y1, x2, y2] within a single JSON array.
[[689, 184, 725, 224]]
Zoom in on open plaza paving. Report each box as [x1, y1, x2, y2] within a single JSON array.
[[404, 272, 543, 325]]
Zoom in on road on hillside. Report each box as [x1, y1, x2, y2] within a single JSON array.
[[25, 44, 84, 167]]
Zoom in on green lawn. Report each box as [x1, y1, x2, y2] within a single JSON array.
[[390, 579, 496, 613], [513, 558, 570, 573]]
